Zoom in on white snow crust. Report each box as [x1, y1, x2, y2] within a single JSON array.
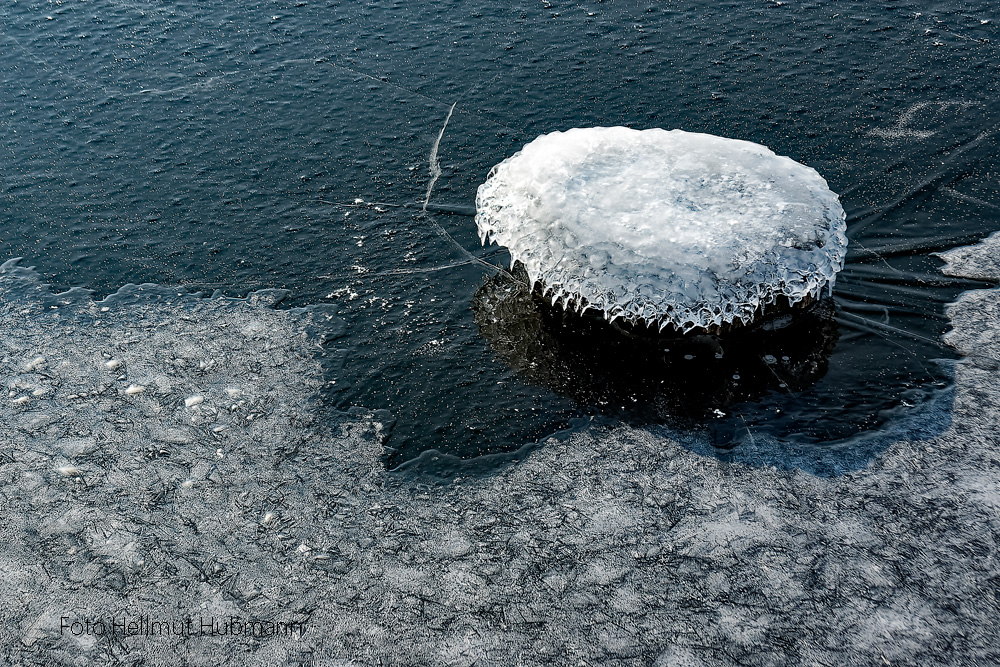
[[476, 127, 848, 332]]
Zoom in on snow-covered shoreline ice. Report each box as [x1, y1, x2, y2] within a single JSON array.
[[2, 237, 998, 665]]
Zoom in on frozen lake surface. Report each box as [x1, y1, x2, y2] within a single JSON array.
[[2, 0, 998, 462], [1, 0, 999, 662]]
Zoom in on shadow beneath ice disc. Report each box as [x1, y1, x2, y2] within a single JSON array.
[[473, 267, 839, 431], [472, 265, 955, 476]]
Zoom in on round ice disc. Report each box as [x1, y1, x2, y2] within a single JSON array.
[[475, 127, 848, 333]]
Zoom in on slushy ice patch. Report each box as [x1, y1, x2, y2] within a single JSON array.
[[3, 242, 1000, 666], [0, 258, 350, 477], [475, 127, 848, 333]]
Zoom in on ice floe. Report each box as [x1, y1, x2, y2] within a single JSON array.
[[476, 127, 847, 332]]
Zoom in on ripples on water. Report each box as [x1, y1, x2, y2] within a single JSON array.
[[2, 0, 998, 467]]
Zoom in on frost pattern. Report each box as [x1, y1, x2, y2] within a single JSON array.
[[4, 249, 1000, 666], [476, 127, 848, 332]]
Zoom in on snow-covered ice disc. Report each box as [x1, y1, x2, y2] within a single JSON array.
[[475, 127, 847, 333]]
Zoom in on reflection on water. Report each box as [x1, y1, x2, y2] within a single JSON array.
[[474, 263, 840, 447]]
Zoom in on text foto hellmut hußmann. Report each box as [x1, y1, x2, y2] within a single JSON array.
[[60, 615, 306, 639]]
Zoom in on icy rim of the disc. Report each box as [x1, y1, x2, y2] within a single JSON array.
[[475, 127, 848, 333]]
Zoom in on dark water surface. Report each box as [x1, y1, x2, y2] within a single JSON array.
[[3, 0, 999, 466]]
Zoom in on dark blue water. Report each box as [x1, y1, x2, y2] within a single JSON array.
[[3, 1, 999, 467]]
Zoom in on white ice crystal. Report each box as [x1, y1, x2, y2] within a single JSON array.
[[475, 127, 848, 332]]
